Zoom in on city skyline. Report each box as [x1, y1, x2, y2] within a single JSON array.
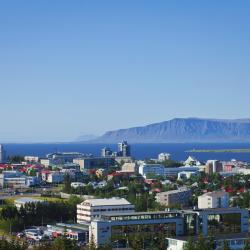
[[1, 1, 250, 142]]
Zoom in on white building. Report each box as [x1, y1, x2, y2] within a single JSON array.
[[77, 198, 134, 223], [158, 153, 171, 162], [156, 188, 192, 207], [41, 171, 64, 183], [0, 171, 38, 188], [0, 145, 6, 163], [139, 163, 165, 177], [24, 156, 39, 163], [198, 191, 229, 209], [40, 158, 54, 168], [177, 171, 199, 180]]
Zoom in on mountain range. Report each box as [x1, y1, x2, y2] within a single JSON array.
[[82, 118, 250, 143]]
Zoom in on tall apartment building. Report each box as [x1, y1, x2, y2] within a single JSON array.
[[101, 147, 113, 157], [117, 141, 131, 157], [0, 145, 6, 163], [156, 188, 192, 207], [198, 191, 229, 209], [205, 160, 223, 174], [77, 198, 134, 223]]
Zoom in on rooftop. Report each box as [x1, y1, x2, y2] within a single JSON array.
[[200, 190, 228, 198], [81, 197, 132, 206], [15, 197, 44, 204]]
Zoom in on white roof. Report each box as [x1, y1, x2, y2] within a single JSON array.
[[15, 197, 43, 204], [82, 197, 132, 206]]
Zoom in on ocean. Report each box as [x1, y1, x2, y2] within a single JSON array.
[[3, 143, 250, 163]]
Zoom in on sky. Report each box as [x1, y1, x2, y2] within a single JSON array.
[[0, 0, 250, 142]]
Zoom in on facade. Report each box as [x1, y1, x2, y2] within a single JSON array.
[[77, 198, 134, 223], [90, 207, 249, 248], [41, 171, 64, 183], [40, 158, 53, 168], [46, 152, 90, 164], [156, 188, 192, 207], [117, 141, 131, 157], [205, 160, 223, 174], [139, 163, 165, 177], [0, 171, 38, 188], [158, 153, 171, 161], [90, 211, 184, 248], [121, 162, 138, 173], [198, 191, 229, 209], [101, 147, 113, 157], [73, 157, 115, 171], [0, 145, 6, 163], [24, 156, 39, 163]]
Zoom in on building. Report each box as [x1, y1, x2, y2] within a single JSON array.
[[121, 162, 138, 173], [166, 232, 250, 250], [158, 153, 171, 162], [139, 163, 165, 177], [205, 160, 223, 174], [15, 197, 45, 209], [46, 152, 91, 164], [73, 157, 115, 171], [0, 145, 6, 163], [117, 141, 131, 157], [184, 156, 201, 166], [156, 188, 192, 207], [77, 198, 134, 223], [90, 207, 249, 248], [101, 147, 113, 157], [41, 171, 64, 183], [0, 171, 39, 188], [40, 158, 54, 168], [90, 211, 184, 248], [24, 156, 39, 163], [198, 191, 229, 209]]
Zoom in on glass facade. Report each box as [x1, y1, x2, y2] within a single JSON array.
[[111, 223, 176, 248], [184, 213, 197, 236], [207, 213, 241, 234]]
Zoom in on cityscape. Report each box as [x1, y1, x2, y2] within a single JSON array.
[[0, 141, 250, 249]]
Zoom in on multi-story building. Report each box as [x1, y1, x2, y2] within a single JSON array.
[[205, 160, 223, 174], [41, 170, 64, 183], [101, 147, 113, 157], [24, 156, 39, 163], [139, 163, 165, 177], [158, 153, 171, 162], [77, 198, 134, 223], [156, 188, 192, 207], [0, 171, 38, 188], [46, 152, 91, 164], [117, 141, 131, 157], [90, 210, 184, 247], [40, 158, 54, 168], [0, 145, 6, 163], [121, 162, 138, 173], [198, 191, 229, 209], [73, 157, 115, 171], [91, 207, 249, 248]]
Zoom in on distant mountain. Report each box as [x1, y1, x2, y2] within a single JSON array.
[[76, 134, 98, 142], [92, 118, 250, 143]]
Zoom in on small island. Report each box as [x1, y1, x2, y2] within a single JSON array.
[[186, 148, 250, 153]]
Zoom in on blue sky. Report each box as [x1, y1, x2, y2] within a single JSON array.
[[0, 0, 250, 142]]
